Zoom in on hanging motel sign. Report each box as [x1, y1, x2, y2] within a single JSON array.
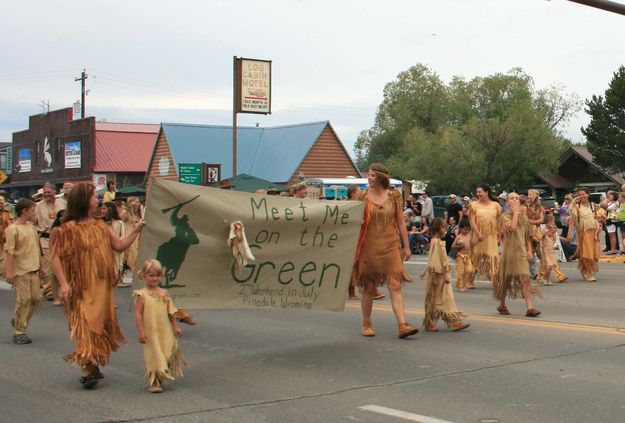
[[234, 57, 272, 114], [232, 57, 272, 177]]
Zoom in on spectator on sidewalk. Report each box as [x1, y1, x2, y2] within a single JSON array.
[[444, 194, 464, 224], [559, 194, 573, 238], [103, 181, 117, 204], [445, 216, 459, 256], [421, 190, 434, 222]]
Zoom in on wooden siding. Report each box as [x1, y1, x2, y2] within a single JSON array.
[[288, 125, 359, 185], [145, 129, 178, 192], [10, 108, 95, 187]]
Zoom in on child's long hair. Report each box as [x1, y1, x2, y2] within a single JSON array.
[[431, 217, 446, 238], [138, 259, 164, 280]]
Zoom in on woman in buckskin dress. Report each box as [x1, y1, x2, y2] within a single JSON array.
[[494, 193, 541, 317], [354, 163, 418, 339], [568, 187, 601, 281], [53, 183, 145, 389], [468, 184, 502, 288]]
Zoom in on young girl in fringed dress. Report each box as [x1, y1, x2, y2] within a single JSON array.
[[421, 218, 470, 332], [451, 221, 473, 292], [494, 193, 541, 317], [133, 259, 185, 393], [537, 223, 568, 285]]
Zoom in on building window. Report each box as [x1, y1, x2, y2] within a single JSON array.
[[0, 153, 6, 171]]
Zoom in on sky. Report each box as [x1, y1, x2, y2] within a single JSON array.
[[1, 0, 624, 155]]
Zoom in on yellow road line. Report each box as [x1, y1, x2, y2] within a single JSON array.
[[345, 303, 625, 336]]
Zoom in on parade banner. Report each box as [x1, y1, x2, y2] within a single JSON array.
[[137, 179, 364, 311]]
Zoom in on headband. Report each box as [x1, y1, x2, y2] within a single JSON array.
[[370, 169, 390, 182]]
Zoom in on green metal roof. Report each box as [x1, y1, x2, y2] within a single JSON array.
[[209, 173, 288, 193], [161, 121, 329, 182]]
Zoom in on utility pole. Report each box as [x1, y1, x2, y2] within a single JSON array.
[[233, 57, 239, 177], [75, 69, 88, 118]]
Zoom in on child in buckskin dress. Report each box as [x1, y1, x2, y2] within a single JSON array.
[[133, 259, 185, 393]]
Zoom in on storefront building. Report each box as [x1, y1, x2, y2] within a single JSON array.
[[8, 107, 158, 199]]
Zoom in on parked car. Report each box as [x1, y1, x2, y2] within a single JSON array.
[[589, 192, 606, 206], [430, 195, 449, 219], [541, 196, 559, 227]]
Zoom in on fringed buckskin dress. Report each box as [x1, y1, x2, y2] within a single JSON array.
[[355, 189, 412, 288], [56, 219, 125, 368], [570, 202, 600, 280], [133, 288, 184, 386], [493, 212, 541, 300], [468, 200, 502, 280], [421, 238, 467, 327]]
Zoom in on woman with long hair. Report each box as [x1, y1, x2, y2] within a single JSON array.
[[468, 184, 502, 288], [568, 187, 601, 281], [52, 183, 145, 389], [354, 163, 418, 339]]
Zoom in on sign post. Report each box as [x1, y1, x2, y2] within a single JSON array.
[[178, 163, 202, 185], [233, 56, 272, 178]]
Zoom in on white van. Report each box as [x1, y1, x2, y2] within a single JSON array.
[[305, 177, 403, 200], [589, 192, 606, 206]]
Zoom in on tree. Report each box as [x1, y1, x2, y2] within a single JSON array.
[[583, 65, 625, 173], [354, 64, 448, 165], [386, 126, 479, 193], [452, 70, 571, 189], [355, 65, 578, 192]]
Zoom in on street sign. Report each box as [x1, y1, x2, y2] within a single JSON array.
[[178, 163, 202, 185], [0, 170, 7, 185]]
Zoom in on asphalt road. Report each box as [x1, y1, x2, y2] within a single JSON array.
[[1, 258, 624, 423]]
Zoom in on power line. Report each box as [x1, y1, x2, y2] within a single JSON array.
[[90, 69, 376, 114], [91, 69, 225, 98], [0, 67, 378, 118], [91, 79, 229, 105], [0, 75, 74, 84], [92, 77, 375, 116], [0, 69, 77, 80]]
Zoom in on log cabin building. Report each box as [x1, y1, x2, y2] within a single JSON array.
[[535, 145, 624, 199], [145, 121, 360, 190]]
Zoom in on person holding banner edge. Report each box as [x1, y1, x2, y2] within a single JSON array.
[[354, 163, 418, 339]]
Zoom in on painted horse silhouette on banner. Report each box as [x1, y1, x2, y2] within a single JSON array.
[[156, 195, 200, 288]]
